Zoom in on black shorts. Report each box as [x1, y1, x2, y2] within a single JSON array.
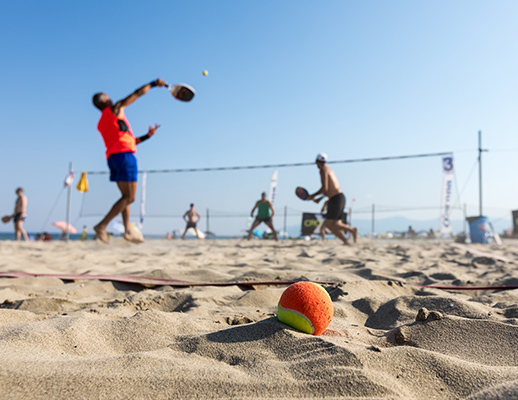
[[13, 213, 25, 223], [325, 193, 345, 220], [186, 222, 197, 229], [255, 217, 272, 224]]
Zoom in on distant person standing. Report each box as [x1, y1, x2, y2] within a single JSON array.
[[81, 226, 88, 241], [307, 153, 357, 245], [91, 78, 167, 244], [12, 188, 29, 241], [247, 192, 278, 241], [182, 204, 202, 239], [407, 226, 417, 239]]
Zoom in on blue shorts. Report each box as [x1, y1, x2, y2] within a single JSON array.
[[108, 152, 138, 182]]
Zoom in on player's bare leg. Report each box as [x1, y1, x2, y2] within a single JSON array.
[[335, 220, 358, 243], [94, 181, 138, 244], [14, 220, 28, 241], [325, 220, 349, 245], [247, 220, 261, 240], [264, 220, 279, 241]]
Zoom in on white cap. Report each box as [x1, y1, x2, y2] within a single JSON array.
[[316, 153, 328, 162]]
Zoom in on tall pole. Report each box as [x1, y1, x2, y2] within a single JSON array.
[[371, 204, 375, 237], [65, 162, 72, 242], [478, 131, 482, 216], [283, 205, 287, 240], [206, 208, 210, 239], [478, 130, 488, 216], [464, 203, 469, 234]]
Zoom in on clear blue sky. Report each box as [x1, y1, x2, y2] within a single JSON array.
[[1, 1, 517, 236]]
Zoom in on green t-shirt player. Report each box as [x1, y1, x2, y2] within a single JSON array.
[[247, 192, 278, 241]]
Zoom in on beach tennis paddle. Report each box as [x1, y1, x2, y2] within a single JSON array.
[[165, 83, 195, 102], [2, 215, 11, 223], [295, 187, 324, 203], [295, 187, 310, 200]]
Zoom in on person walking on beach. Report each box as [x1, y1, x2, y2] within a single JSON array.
[[181, 204, 202, 239], [11, 188, 29, 241], [92, 78, 166, 244], [306, 153, 357, 245], [247, 192, 279, 241]]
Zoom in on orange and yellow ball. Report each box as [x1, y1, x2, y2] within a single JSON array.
[[277, 282, 333, 336]]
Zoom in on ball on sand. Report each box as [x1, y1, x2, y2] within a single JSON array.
[[202, 70, 208, 76], [277, 281, 333, 335]]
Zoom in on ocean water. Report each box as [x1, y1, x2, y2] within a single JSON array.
[[0, 232, 91, 241], [0, 232, 238, 241]]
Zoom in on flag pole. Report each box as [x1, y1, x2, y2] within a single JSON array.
[[65, 162, 73, 242], [478, 131, 487, 216], [283, 205, 287, 240]]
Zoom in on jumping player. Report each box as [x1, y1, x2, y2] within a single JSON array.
[[92, 78, 166, 244], [307, 153, 358, 245]]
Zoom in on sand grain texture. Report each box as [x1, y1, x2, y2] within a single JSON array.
[[0, 238, 517, 399]]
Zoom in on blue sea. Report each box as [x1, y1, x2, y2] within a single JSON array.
[[0, 232, 94, 241], [0, 232, 240, 241]]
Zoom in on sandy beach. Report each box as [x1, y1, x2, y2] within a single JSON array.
[[0, 238, 517, 399]]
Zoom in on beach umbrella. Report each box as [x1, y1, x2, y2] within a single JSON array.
[[52, 221, 78, 234]]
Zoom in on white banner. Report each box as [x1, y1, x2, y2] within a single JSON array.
[[440, 156, 454, 235], [269, 169, 278, 205]]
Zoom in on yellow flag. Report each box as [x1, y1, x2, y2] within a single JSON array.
[[76, 172, 89, 192]]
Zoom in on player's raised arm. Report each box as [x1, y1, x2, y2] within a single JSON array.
[[113, 78, 167, 116]]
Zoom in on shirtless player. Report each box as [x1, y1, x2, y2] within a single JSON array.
[[12, 188, 29, 241], [307, 153, 357, 245], [181, 204, 202, 239]]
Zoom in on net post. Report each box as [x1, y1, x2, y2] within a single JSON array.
[[283, 205, 287, 240], [371, 204, 375, 238], [65, 162, 73, 242], [206, 208, 210, 239]]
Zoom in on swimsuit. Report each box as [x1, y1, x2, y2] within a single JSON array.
[[186, 221, 197, 229], [13, 213, 26, 222], [325, 193, 345, 220]]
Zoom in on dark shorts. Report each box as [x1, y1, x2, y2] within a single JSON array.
[[186, 222, 197, 229], [108, 152, 138, 182], [255, 217, 272, 224], [13, 213, 25, 223], [325, 193, 345, 220]]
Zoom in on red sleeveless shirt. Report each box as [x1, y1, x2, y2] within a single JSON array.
[[97, 107, 136, 159]]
